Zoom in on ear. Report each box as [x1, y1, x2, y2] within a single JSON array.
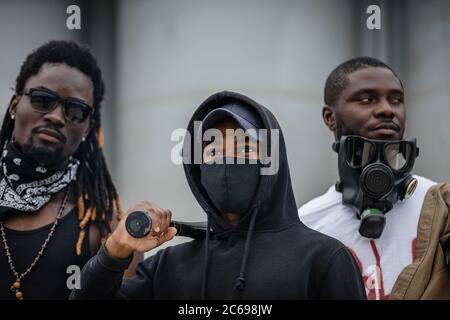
[[8, 95, 20, 117], [322, 105, 336, 132]]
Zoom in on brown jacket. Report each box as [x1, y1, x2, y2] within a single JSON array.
[[391, 183, 450, 299]]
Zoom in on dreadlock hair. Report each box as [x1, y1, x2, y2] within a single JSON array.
[[1, 40, 123, 255], [324, 56, 404, 107]]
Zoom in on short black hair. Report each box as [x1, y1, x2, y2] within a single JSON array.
[[2, 40, 122, 255], [15, 40, 104, 109], [324, 56, 403, 107]]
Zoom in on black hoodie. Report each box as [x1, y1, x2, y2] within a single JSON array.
[[70, 91, 366, 300]]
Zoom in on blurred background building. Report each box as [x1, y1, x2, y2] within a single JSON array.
[[1, 0, 449, 253]]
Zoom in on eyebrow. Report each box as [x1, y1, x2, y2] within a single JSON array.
[[348, 88, 404, 98], [33, 85, 55, 94], [388, 89, 405, 96]]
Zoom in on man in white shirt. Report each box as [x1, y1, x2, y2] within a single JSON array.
[[298, 57, 436, 300]]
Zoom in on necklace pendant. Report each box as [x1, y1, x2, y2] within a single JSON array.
[[10, 281, 23, 299], [13, 281, 21, 289], [15, 290, 23, 300]]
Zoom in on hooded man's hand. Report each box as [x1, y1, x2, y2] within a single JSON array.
[[105, 201, 177, 259]]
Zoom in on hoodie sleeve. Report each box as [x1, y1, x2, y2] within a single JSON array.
[[69, 245, 155, 300], [318, 247, 367, 300]]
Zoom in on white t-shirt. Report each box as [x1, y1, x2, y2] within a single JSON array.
[[298, 175, 436, 300]]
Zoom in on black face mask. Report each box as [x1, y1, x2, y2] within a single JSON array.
[[200, 157, 261, 215], [333, 135, 419, 239]]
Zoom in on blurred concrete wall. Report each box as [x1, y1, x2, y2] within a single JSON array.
[[403, 0, 450, 182]]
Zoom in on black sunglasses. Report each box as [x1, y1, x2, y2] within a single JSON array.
[[23, 87, 94, 123]]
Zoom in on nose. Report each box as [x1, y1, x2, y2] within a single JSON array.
[[373, 97, 395, 119], [42, 102, 66, 126]]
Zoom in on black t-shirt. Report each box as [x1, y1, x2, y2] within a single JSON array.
[[0, 208, 91, 300]]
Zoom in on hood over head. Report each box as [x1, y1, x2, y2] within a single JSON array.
[[183, 90, 299, 235]]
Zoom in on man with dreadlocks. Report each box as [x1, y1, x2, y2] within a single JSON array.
[[0, 40, 136, 300]]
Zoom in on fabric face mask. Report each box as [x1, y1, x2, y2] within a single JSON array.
[[200, 157, 261, 215]]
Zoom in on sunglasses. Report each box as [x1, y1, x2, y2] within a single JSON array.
[[23, 87, 94, 123], [333, 135, 419, 173]]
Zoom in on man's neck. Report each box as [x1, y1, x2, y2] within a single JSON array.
[[2, 187, 75, 231], [223, 212, 241, 225]]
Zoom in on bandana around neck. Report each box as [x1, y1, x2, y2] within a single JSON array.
[[0, 142, 79, 220]]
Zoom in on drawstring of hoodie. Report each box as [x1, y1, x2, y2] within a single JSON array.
[[200, 207, 259, 298], [201, 214, 212, 299], [234, 206, 259, 292]]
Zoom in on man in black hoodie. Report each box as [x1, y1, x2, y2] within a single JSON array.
[[70, 91, 366, 299]]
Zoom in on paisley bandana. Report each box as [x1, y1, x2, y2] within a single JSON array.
[[0, 142, 79, 220]]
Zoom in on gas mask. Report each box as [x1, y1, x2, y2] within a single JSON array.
[[333, 135, 419, 239]]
